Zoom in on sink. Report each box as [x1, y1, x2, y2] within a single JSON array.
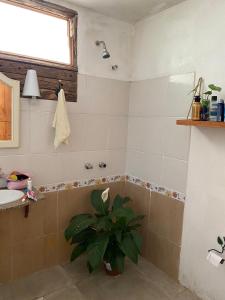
[[0, 190, 25, 205]]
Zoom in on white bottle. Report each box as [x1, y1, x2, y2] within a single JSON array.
[[27, 178, 32, 191]]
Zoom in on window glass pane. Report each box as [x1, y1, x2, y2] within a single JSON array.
[[0, 2, 71, 64]]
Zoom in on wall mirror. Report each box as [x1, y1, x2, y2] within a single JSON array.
[[0, 72, 20, 148]]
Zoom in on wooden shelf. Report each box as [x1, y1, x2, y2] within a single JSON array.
[[176, 119, 225, 128]]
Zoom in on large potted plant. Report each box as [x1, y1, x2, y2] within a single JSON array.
[[64, 188, 144, 275]]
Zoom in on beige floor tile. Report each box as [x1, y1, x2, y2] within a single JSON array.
[[77, 271, 170, 300], [44, 286, 86, 300], [62, 255, 92, 284], [176, 289, 201, 300], [130, 257, 185, 298], [0, 283, 12, 300], [0, 257, 200, 300], [1, 266, 71, 300]]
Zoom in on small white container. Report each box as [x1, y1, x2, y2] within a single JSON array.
[[27, 178, 32, 191]]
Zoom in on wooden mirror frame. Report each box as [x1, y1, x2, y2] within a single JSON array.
[[0, 72, 20, 148]]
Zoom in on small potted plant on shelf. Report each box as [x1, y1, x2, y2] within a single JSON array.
[[64, 188, 144, 275]]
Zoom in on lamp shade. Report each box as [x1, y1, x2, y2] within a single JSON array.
[[22, 69, 40, 98]]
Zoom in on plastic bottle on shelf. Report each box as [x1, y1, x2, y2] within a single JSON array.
[[192, 96, 201, 121], [217, 99, 224, 122], [210, 96, 218, 121]]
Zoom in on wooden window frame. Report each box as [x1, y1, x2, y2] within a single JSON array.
[[0, 0, 78, 102]]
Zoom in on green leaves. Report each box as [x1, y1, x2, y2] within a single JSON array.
[[87, 235, 109, 272], [119, 233, 139, 264], [91, 190, 109, 215], [96, 216, 112, 231], [111, 207, 135, 224], [112, 195, 130, 210], [217, 236, 224, 246], [64, 189, 144, 274], [71, 243, 87, 261], [128, 215, 145, 225], [130, 230, 142, 253], [115, 254, 125, 273], [64, 214, 95, 241], [208, 84, 222, 92], [202, 84, 222, 101], [71, 228, 96, 244], [204, 91, 212, 95]]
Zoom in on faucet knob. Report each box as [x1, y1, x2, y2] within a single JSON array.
[[99, 162, 107, 169], [85, 163, 93, 170]]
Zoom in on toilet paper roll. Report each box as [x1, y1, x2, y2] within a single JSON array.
[[207, 251, 223, 267]]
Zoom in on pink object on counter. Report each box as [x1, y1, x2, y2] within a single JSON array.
[[7, 172, 30, 190]]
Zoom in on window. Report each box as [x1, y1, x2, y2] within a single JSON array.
[[0, 2, 71, 65], [0, 0, 78, 102]]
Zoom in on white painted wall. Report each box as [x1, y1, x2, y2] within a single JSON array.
[[0, 1, 132, 186], [129, 0, 225, 299], [51, 0, 133, 81], [132, 0, 225, 86]]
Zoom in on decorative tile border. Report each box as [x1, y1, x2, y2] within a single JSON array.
[[36, 174, 185, 202], [37, 175, 126, 193], [125, 175, 185, 202]]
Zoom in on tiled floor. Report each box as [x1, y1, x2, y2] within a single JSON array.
[[0, 257, 200, 300]]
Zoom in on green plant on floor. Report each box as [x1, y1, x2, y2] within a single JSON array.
[[64, 188, 144, 274]]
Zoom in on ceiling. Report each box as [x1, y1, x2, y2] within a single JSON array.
[[67, 0, 186, 23]]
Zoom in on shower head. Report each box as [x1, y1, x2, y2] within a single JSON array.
[[95, 40, 110, 59]]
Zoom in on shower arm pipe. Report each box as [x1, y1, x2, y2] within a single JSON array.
[[96, 40, 107, 48]]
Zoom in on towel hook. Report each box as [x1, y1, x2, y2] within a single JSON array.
[[55, 80, 63, 96]]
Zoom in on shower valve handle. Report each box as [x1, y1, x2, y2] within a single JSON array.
[[99, 162, 107, 168]]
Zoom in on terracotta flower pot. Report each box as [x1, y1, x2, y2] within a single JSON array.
[[104, 262, 121, 276]]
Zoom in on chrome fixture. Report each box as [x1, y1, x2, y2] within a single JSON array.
[[99, 162, 107, 169], [85, 163, 93, 170], [95, 40, 110, 59], [112, 65, 118, 71]]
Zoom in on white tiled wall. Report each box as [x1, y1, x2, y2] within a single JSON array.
[[126, 72, 194, 194], [0, 74, 129, 186], [0, 71, 194, 193]]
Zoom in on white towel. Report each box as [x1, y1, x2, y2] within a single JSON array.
[[52, 89, 71, 149]]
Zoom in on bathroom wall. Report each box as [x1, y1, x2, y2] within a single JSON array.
[[51, 0, 133, 81], [124, 181, 184, 280], [0, 1, 133, 187], [129, 0, 225, 299], [0, 178, 185, 283], [127, 73, 193, 195], [0, 3, 133, 282], [0, 182, 125, 282]]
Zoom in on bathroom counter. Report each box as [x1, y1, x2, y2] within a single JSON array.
[[0, 188, 45, 210]]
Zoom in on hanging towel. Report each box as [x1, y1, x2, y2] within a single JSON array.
[[52, 89, 71, 149]]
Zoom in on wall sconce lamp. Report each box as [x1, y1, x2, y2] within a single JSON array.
[[22, 69, 40, 99]]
